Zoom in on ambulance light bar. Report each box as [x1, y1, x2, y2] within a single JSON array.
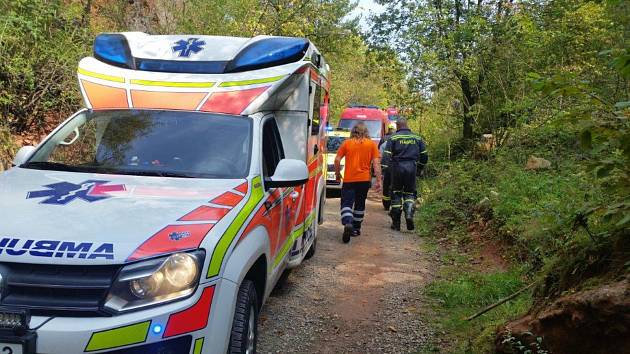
[[225, 37, 309, 73], [94, 33, 134, 69], [93, 33, 310, 74]]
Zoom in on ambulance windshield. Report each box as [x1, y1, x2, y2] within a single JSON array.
[[24, 110, 252, 179]]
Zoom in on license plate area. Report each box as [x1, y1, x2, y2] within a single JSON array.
[[0, 342, 24, 354]]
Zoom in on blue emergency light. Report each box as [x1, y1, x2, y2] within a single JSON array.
[[225, 37, 310, 73], [152, 324, 163, 334], [94, 33, 134, 69]]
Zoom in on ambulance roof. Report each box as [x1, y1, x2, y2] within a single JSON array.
[[77, 32, 330, 115], [92, 32, 328, 75]]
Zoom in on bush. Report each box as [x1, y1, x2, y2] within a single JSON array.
[[0, 0, 91, 133], [417, 122, 604, 268], [0, 125, 15, 170]]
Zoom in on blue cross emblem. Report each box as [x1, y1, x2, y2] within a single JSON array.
[[26, 180, 124, 205], [172, 38, 206, 57]]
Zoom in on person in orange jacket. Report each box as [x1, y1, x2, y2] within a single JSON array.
[[334, 122, 382, 243]]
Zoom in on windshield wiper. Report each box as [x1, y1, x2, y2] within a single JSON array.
[[109, 170, 196, 178], [21, 161, 85, 172]]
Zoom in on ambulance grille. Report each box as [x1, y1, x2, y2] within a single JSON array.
[[0, 262, 121, 317]]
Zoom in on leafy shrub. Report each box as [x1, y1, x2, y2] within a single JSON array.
[[0, 0, 91, 133], [0, 125, 15, 170]]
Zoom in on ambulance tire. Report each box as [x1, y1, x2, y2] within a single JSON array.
[[305, 237, 316, 260], [229, 280, 258, 354]]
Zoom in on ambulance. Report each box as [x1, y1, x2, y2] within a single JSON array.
[[337, 105, 387, 144], [0, 32, 329, 354]]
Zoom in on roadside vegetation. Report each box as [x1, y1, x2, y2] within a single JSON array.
[[369, 0, 628, 352]]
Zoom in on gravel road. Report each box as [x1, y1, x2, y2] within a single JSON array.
[[258, 191, 434, 353]]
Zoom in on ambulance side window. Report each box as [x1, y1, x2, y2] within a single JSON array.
[[311, 84, 322, 135], [262, 118, 285, 180]]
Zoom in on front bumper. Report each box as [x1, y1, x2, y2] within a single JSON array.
[[326, 180, 342, 190], [18, 279, 238, 354]]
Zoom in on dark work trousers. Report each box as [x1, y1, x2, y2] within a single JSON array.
[[340, 181, 371, 230], [390, 161, 417, 223], [382, 167, 392, 207]]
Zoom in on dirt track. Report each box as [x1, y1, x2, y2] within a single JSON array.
[[258, 191, 434, 353]]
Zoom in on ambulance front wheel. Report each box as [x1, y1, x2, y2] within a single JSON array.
[[229, 279, 259, 354]]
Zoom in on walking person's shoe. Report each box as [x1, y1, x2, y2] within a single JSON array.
[[352, 229, 361, 237], [406, 218, 415, 231], [391, 220, 401, 231], [342, 224, 353, 243], [382, 200, 390, 211]]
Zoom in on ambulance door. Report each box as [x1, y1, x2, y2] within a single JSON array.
[[305, 80, 324, 222], [261, 117, 296, 258]]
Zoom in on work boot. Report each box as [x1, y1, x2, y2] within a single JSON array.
[[403, 200, 415, 231], [382, 200, 391, 211], [342, 224, 353, 243], [406, 218, 415, 231], [352, 229, 361, 237], [390, 210, 401, 231]]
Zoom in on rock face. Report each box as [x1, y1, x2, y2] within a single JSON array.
[[496, 278, 630, 354], [525, 156, 552, 170]]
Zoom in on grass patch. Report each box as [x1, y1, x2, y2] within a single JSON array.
[[419, 243, 532, 353]]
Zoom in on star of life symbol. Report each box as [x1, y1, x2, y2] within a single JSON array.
[[169, 231, 191, 241], [27, 180, 125, 205], [172, 38, 206, 57]]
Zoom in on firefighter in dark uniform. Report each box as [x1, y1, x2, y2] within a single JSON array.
[[379, 122, 396, 210], [384, 118, 428, 231]]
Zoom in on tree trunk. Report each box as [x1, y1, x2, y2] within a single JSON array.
[[460, 74, 475, 140]]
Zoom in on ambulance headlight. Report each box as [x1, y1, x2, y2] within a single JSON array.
[[104, 250, 204, 313]]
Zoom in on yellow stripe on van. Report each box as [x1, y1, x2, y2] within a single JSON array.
[[78, 68, 125, 83], [219, 75, 286, 88], [207, 176, 264, 278], [130, 79, 215, 88], [274, 224, 304, 268], [193, 338, 204, 354], [85, 321, 150, 352]]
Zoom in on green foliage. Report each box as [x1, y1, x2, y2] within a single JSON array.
[[422, 255, 532, 354], [0, 125, 15, 170], [426, 270, 524, 309], [529, 50, 630, 231], [0, 0, 91, 132]]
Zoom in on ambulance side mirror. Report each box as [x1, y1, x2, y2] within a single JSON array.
[[12, 146, 36, 167], [266, 159, 309, 188]]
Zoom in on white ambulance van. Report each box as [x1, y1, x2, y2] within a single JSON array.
[[0, 32, 330, 354]]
